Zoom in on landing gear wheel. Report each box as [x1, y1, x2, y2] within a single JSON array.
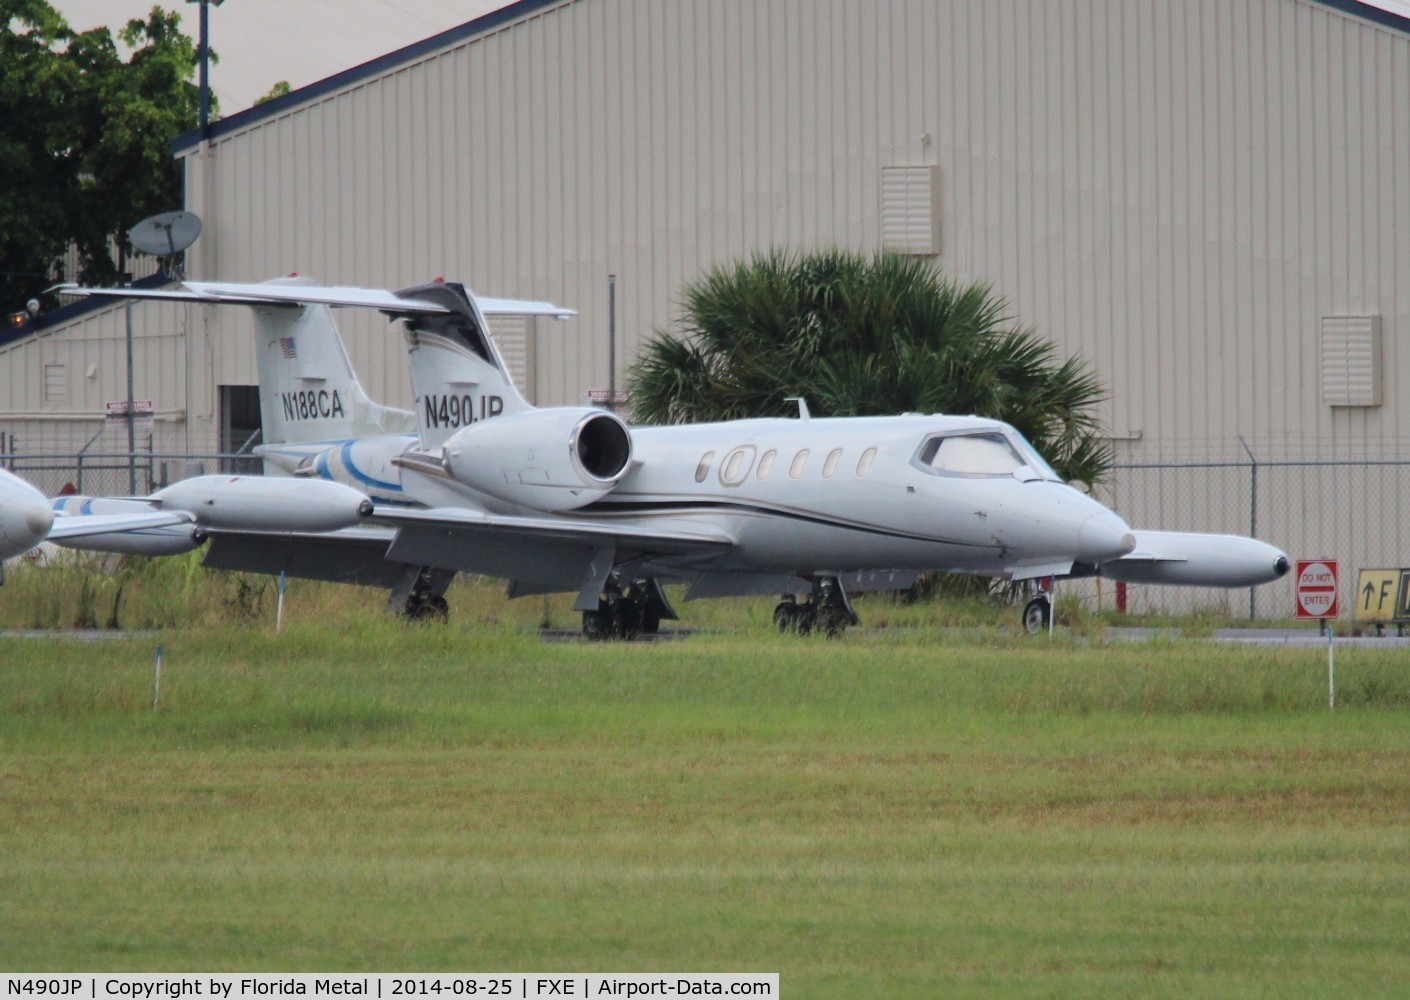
[[773, 599, 798, 633], [1022, 596, 1051, 635]]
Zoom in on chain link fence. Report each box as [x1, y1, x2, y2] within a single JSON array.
[[4, 444, 1406, 620], [1098, 457, 1410, 619], [2, 451, 261, 498]]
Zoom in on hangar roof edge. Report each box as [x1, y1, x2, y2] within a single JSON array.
[[170, 0, 1410, 156], [171, 0, 562, 154]]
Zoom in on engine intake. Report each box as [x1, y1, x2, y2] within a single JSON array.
[[442, 407, 633, 511]]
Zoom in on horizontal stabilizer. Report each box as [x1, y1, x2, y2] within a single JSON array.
[[70, 282, 576, 317]]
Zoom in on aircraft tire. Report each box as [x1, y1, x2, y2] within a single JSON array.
[[1022, 596, 1051, 634]]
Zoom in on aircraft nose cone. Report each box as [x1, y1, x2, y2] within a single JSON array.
[[1077, 511, 1136, 563]]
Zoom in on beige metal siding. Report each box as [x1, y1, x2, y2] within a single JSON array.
[[0, 302, 190, 455], [179, 0, 1409, 454]]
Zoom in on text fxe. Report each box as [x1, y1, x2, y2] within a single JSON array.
[[2, 977, 778, 1000]]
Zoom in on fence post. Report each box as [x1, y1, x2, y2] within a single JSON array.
[[1238, 436, 1258, 621]]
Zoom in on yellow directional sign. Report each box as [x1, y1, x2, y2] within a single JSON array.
[[1354, 568, 1403, 622]]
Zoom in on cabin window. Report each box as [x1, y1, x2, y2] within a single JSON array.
[[857, 447, 877, 477], [915, 433, 1025, 477], [757, 449, 777, 479], [719, 446, 756, 486], [695, 451, 715, 482], [822, 448, 843, 478], [789, 449, 810, 479]]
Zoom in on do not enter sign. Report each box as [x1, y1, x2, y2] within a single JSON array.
[[1295, 559, 1339, 619]]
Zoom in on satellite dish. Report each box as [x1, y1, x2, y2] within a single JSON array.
[[128, 211, 202, 257]]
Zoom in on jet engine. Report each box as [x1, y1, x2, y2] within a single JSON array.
[[441, 407, 632, 512]]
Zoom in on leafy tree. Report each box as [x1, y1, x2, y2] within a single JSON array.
[[627, 248, 1112, 486], [0, 1, 204, 311]]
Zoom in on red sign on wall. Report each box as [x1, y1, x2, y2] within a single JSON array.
[[1295, 559, 1339, 619]]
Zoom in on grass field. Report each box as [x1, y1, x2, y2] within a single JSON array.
[[2, 591, 1409, 997]]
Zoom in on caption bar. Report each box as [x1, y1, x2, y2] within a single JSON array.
[[4, 976, 777, 1000]]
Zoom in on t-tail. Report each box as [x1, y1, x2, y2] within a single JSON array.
[[394, 281, 538, 450], [250, 277, 417, 445]]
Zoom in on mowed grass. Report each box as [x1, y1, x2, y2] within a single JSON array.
[[2, 618, 1409, 998]]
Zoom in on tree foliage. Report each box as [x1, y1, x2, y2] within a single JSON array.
[[0, 0, 203, 310], [627, 248, 1112, 486]]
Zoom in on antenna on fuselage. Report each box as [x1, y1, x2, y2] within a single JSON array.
[[784, 397, 811, 420]]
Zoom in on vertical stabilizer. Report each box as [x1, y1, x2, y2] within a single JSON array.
[[251, 278, 416, 444], [393, 281, 533, 450]]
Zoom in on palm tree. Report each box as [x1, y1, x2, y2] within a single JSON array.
[[627, 248, 1111, 486]]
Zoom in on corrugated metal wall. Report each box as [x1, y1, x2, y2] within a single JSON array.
[[178, 0, 1408, 459], [0, 301, 190, 456]]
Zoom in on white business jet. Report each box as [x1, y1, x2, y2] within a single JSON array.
[[69, 279, 1290, 635]]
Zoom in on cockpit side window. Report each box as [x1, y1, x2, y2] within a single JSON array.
[[914, 432, 1027, 477]]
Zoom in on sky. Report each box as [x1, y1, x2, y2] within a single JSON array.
[[45, 0, 1410, 115], [49, 1, 509, 115]]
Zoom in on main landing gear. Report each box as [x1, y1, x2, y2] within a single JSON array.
[[773, 576, 859, 638], [581, 576, 677, 641], [390, 565, 455, 622]]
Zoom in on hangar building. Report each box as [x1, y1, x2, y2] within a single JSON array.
[[4, 0, 1409, 615]]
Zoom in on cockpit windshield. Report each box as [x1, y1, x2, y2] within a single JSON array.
[[913, 429, 1062, 481]]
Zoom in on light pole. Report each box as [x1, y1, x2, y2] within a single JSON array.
[[185, 0, 225, 138]]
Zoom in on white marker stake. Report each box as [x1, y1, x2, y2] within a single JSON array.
[[276, 570, 287, 632], [1328, 622, 1335, 711], [153, 644, 163, 711]]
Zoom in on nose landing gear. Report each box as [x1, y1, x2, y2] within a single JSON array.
[[1021, 595, 1051, 635]]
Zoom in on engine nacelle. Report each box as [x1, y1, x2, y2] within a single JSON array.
[[51, 497, 207, 556], [441, 407, 632, 512], [150, 476, 375, 532]]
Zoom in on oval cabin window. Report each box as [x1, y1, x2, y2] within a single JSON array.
[[695, 452, 715, 483], [857, 447, 877, 477], [789, 449, 810, 479], [822, 448, 843, 478], [719, 446, 756, 486], [757, 449, 777, 479]]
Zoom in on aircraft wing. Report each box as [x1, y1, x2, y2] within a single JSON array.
[[47, 510, 195, 541]]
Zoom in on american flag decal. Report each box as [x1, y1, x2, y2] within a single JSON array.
[[279, 337, 297, 359]]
